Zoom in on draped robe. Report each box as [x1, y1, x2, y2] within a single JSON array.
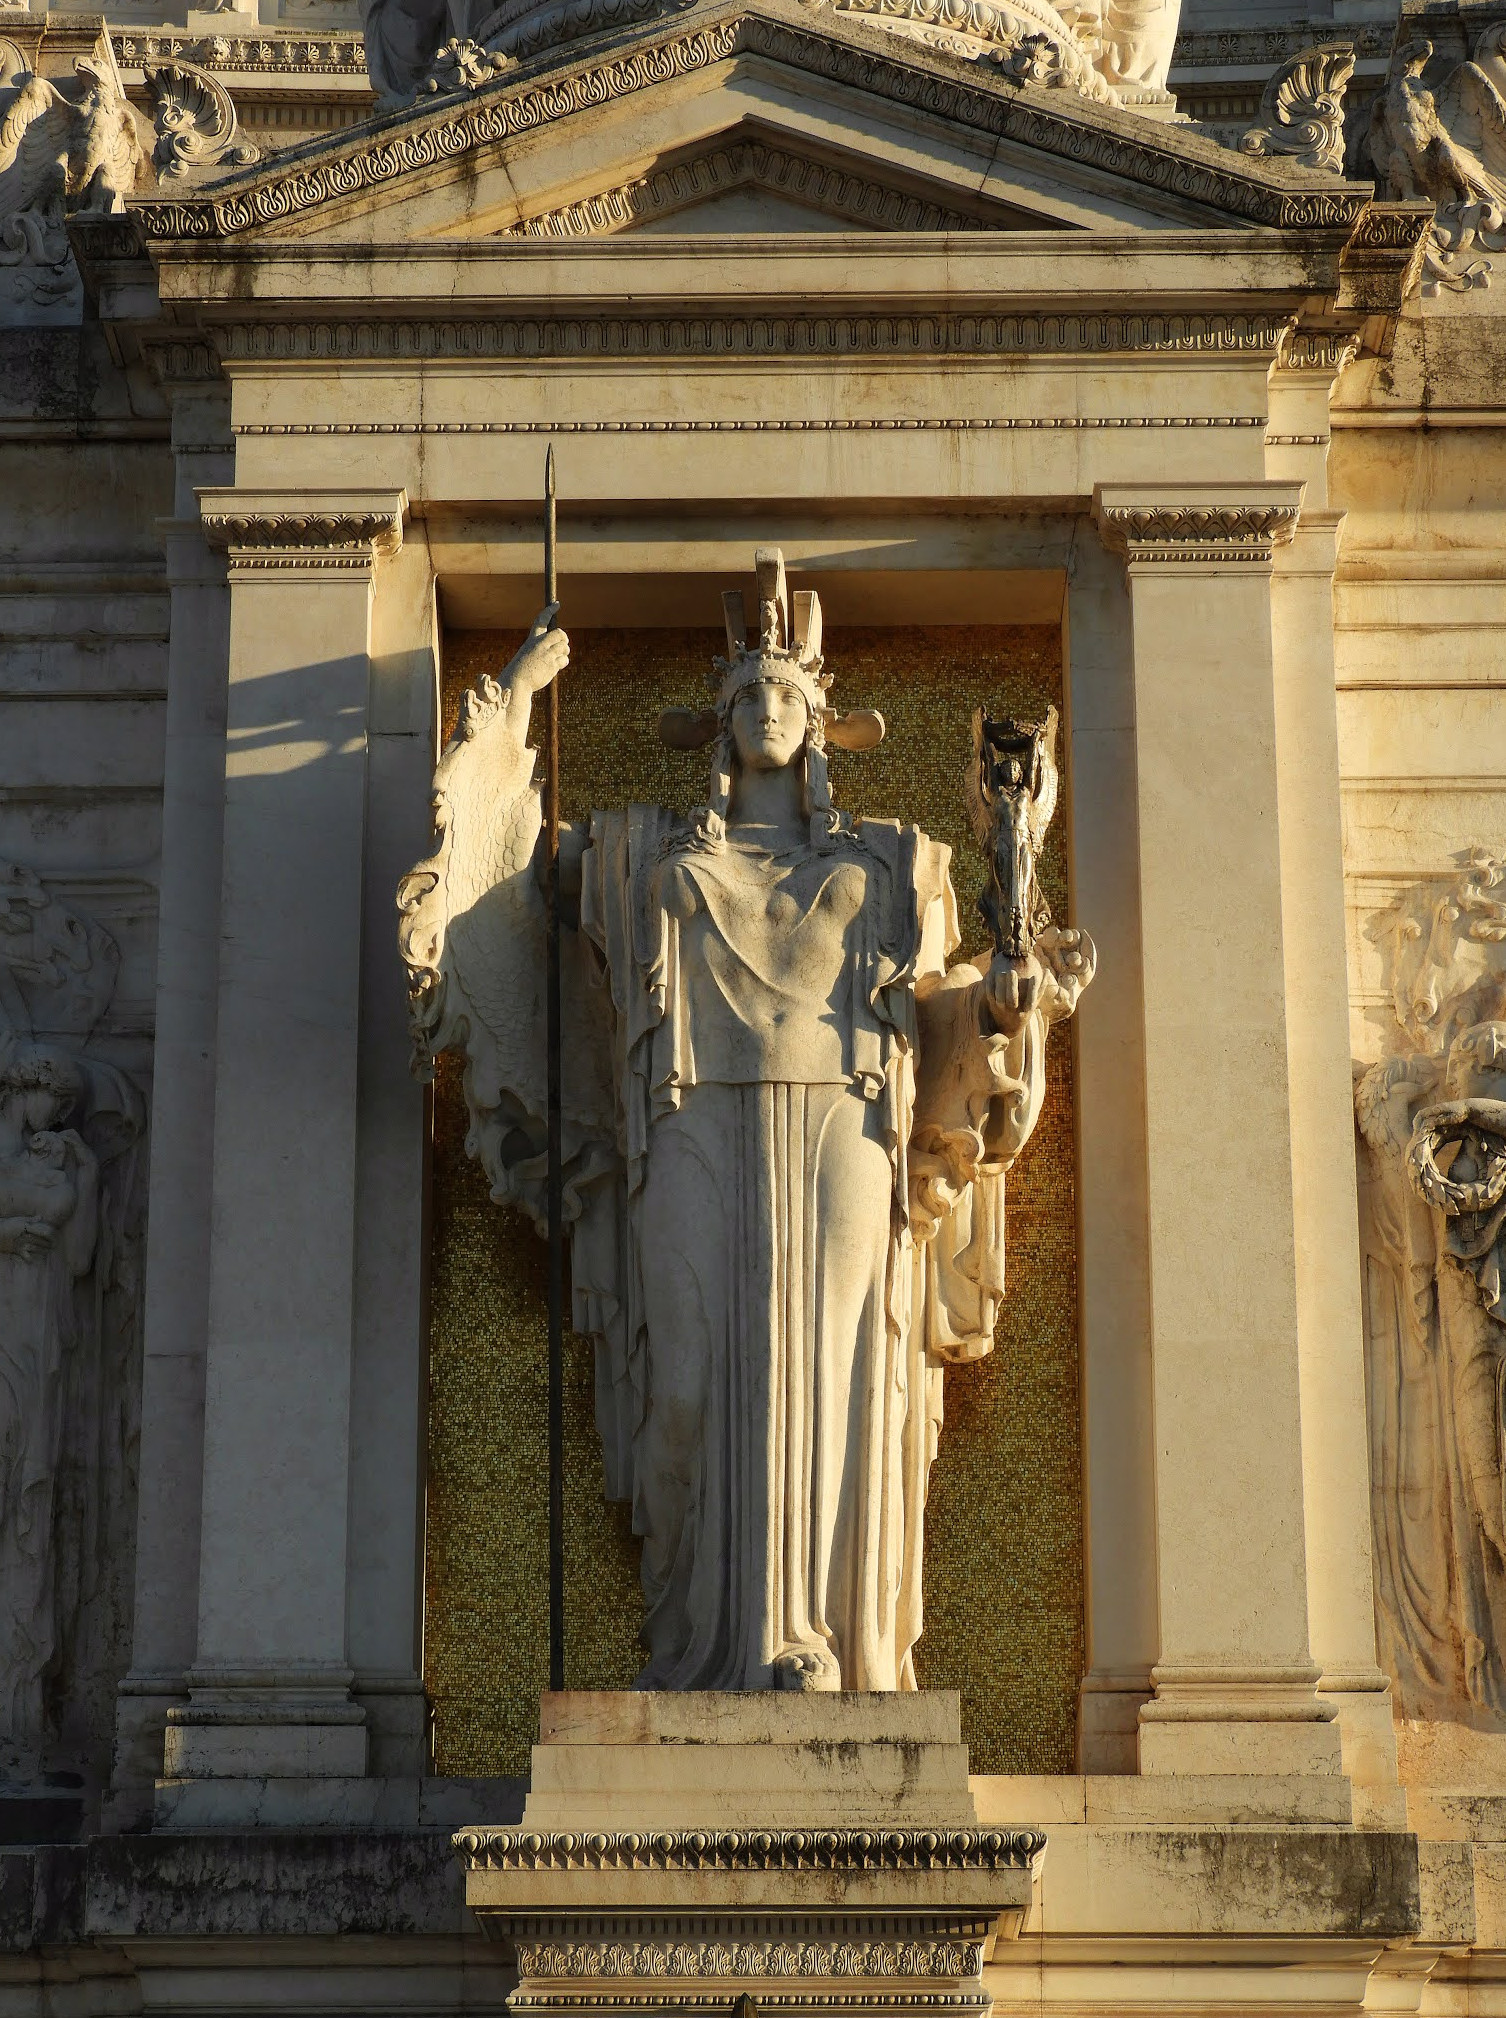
[[567, 808, 1053, 1691], [401, 705, 1076, 1692]]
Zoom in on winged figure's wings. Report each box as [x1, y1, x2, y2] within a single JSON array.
[[0, 71, 71, 222], [400, 668, 547, 1091], [1457, 57, 1506, 201], [398, 667, 616, 1226]]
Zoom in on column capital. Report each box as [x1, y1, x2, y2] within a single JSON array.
[[196, 487, 408, 573], [1093, 484, 1305, 568]]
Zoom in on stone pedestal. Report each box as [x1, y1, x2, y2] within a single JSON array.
[[459, 1693, 1041, 2017]]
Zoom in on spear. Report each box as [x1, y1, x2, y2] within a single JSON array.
[[543, 446, 565, 1695]]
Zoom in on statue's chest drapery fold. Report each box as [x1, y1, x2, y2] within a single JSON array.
[[581, 810, 953, 1129], [657, 841, 886, 1087]]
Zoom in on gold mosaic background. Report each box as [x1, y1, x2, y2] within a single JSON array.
[[424, 624, 1083, 1776]]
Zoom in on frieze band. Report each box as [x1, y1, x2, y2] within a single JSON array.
[[455, 1826, 1048, 1871], [205, 311, 1296, 364]]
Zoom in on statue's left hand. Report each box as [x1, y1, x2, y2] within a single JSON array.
[[984, 951, 1042, 1034]]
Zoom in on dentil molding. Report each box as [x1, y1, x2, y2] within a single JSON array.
[[457, 1826, 1046, 1871]]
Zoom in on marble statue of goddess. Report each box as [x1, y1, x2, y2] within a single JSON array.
[[399, 551, 1094, 1690]]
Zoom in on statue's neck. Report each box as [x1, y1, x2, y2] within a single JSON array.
[[727, 758, 806, 844]]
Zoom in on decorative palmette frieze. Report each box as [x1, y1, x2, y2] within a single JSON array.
[[207, 311, 1294, 364], [1096, 503, 1302, 563], [1175, 20, 1388, 70], [457, 1826, 1046, 1871], [504, 138, 989, 234], [127, 8, 1371, 242], [115, 28, 368, 73], [516, 1937, 987, 1978]]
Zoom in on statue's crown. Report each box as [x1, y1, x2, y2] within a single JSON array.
[[658, 548, 884, 752], [712, 547, 830, 719]]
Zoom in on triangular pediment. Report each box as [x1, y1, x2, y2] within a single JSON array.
[[492, 127, 1056, 237], [127, 0, 1371, 249]]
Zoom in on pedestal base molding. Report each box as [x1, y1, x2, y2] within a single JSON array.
[[459, 1828, 1042, 2018], [1139, 1664, 1344, 1776]]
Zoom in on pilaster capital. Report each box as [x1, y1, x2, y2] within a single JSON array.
[[195, 487, 408, 574], [1093, 484, 1305, 569]]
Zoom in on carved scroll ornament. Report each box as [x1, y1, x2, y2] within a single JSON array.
[[1242, 41, 1354, 175], [1356, 851, 1506, 1723], [143, 57, 261, 179]]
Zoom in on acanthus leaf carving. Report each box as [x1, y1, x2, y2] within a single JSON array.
[[1095, 501, 1301, 563], [1241, 40, 1354, 175], [417, 35, 513, 95]]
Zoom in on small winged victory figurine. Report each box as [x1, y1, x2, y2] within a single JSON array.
[[398, 553, 1094, 1690]]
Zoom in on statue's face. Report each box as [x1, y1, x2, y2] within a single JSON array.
[[11, 1085, 63, 1134], [729, 680, 809, 773]]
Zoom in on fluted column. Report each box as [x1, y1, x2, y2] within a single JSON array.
[[1092, 483, 1343, 1780], [163, 489, 408, 1790]]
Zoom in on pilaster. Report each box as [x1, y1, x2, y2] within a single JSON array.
[[1092, 483, 1343, 1784], [161, 488, 407, 1799], [1271, 510, 1401, 1820], [1064, 535, 1158, 1775], [111, 343, 233, 1824]]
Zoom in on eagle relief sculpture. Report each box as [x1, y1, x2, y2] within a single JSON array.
[[398, 553, 1094, 1692]]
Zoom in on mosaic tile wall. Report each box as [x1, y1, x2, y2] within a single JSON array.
[[424, 624, 1083, 1776]]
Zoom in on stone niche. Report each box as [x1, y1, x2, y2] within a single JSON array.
[[422, 621, 1086, 1779]]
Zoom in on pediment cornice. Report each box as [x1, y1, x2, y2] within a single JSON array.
[[127, 0, 1371, 245]]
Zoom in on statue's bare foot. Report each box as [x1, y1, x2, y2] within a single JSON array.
[[772, 1644, 842, 1692]]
